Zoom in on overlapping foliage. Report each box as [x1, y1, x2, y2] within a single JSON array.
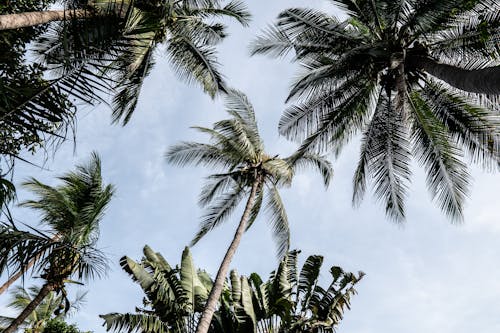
[[0, 0, 251, 182], [0, 285, 86, 332], [101, 246, 363, 333], [252, 0, 500, 222], [166, 89, 333, 257]]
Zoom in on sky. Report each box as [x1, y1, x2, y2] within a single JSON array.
[[1, 1, 500, 332]]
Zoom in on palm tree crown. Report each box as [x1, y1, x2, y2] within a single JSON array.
[[28, 0, 252, 124], [166, 89, 332, 256], [252, 0, 499, 222], [0, 152, 114, 333], [0, 0, 251, 179]]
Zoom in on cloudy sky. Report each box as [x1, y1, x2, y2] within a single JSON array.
[[1, 1, 500, 332]]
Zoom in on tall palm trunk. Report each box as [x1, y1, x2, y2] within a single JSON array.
[[3, 282, 55, 333], [0, 268, 26, 295], [0, 10, 91, 30], [0, 234, 61, 295], [412, 56, 500, 95], [195, 180, 261, 333]]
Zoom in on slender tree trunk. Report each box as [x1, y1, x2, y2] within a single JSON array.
[[0, 268, 25, 295], [411, 56, 500, 95], [0, 234, 61, 295], [3, 282, 55, 333], [195, 180, 261, 333], [0, 10, 92, 30]]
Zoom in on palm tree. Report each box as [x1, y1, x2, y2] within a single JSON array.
[[165, 89, 333, 333], [2, 0, 251, 122], [0, 152, 114, 333], [251, 0, 500, 222], [0, 0, 251, 182], [0, 285, 86, 333]]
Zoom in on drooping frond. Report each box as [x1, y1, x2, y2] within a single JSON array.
[[357, 92, 411, 222], [294, 80, 378, 155], [198, 174, 236, 207], [167, 33, 226, 98], [0, 224, 56, 278], [409, 91, 470, 222], [287, 153, 333, 187], [278, 71, 374, 142], [420, 80, 499, 168], [192, 185, 246, 245], [111, 40, 156, 125], [264, 185, 290, 259]]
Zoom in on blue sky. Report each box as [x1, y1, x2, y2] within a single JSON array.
[[1, 1, 500, 332]]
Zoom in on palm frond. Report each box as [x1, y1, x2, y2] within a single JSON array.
[[287, 153, 333, 188], [111, 43, 155, 125], [190, 1, 251, 27], [199, 174, 236, 207], [264, 185, 290, 259], [165, 141, 237, 169], [0, 223, 57, 277], [294, 79, 378, 155], [250, 25, 298, 58], [358, 92, 411, 222], [409, 91, 470, 222], [167, 33, 226, 98], [223, 89, 261, 150], [191, 185, 246, 245], [420, 80, 499, 168]]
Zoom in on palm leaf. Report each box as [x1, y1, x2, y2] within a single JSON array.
[[409, 91, 469, 222], [191, 185, 246, 245], [264, 185, 290, 259]]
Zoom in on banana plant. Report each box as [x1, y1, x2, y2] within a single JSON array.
[[101, 246, 215, 333], [226, 251, 365, 333], [102, 247, 363, 333]]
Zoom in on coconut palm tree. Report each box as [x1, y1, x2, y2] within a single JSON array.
[[1, 0, 251, 122], [251, 0, 500, 222], [0, 285, 86, 333], [0, 0, 251, 180], [165, 89, 333, 333], [0, 152, 114, 333]]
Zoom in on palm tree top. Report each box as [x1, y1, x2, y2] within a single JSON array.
[[166, 89, 333, 257], [20, 152, 114, 245], [251, 0, 499, 223], [0, 152, 114, 284]]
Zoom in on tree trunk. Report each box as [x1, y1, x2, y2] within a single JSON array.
[[0, 268, 25, 295], [0, 9, 90, 30], [195, 180, 261, 333], [0, 233, 61, 295], [3, 282, 55, 333], [412, 56, 500, 95]]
